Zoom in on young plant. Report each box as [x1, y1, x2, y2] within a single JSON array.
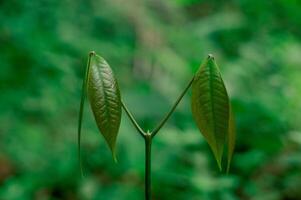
[[78, 51, 236, 200]]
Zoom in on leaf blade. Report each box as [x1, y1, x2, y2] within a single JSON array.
[[191, 55, 230, 170], [87, 54, 122, 161]]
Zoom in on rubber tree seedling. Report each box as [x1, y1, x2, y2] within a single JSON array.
[[78, 51, 236, 200]]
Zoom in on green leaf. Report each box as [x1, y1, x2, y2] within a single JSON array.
[[87, 53, 122, 161], [191, 54, 230, 170], [227, 106, 236, 173], [78, 52, 121, 174]]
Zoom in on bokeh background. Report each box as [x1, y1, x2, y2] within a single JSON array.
[[1, 0, 301, 199]]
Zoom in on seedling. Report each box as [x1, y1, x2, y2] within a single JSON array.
[[78, 51, 235, 200]]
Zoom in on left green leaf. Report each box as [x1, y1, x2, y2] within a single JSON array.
[[78, 52, 122, 170]]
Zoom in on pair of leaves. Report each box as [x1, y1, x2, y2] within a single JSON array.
[[77, 52, 235, 173], [191, 55, 235, 172], [78, 52, 121, 172]]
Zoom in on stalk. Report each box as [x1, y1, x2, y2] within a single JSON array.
[[121, 76, 194, 199], [144, 134, 152, 200]]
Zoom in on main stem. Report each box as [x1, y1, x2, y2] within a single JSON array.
[[144, 134, 152, 200], [121, 76, 195, 200]]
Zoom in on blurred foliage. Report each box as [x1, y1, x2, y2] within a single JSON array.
[[1, 0, 301, 199]]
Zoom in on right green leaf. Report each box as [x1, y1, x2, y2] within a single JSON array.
[[191, 54, 231, 170]]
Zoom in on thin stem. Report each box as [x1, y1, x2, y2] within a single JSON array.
[[144, 134, 152, 200], [151, 76, 195, 138], [121, 100, 146, 137], [78, 51, 95, 177]]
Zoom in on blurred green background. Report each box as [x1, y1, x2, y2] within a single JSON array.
[[1, 0, 301, 199]]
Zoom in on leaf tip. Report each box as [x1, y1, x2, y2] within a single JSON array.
[[89, 51, 96, 56], [226, 162, 231, 174], [79, 153, 85, 178], [113, 152, 118, 163], [109, 144, 118, 163], [207, 54, 215, 60], [216, 159, 222, 172]]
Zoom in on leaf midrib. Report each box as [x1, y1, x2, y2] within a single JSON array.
[[98, 64, 115, 132]]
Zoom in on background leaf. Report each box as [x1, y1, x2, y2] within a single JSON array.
[[191, 55, 230, 170], [88, 54, 122, 161]]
